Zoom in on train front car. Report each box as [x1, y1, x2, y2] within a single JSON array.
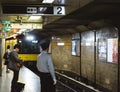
[[5, 32, 41, 70]]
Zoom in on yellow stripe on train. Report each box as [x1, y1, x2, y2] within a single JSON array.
[[18, 54, 38, 61]]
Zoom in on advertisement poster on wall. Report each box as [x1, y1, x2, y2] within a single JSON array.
[[72, 33, 80, 56], [72, 40, 80, 56], [107, 38, 118, 63], [98, 38, 107, 62]]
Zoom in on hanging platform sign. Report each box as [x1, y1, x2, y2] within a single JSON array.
[[2, 4, 65, 15], [11, 23, 43, 29], [2, 4, 53, 15]]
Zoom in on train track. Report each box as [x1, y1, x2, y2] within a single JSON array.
[[56, 80, 77, 92]]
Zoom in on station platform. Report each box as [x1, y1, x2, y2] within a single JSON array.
[[0, 66, 40, 92], [0, 66, 75, 92]]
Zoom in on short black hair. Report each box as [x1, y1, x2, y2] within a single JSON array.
[[14, 44, 20, 49], [7, 45, 10, 49], [39, 39, 50, 50]]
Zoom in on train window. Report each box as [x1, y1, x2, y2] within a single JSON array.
[[18, 35, 40, 54], [19, 41, 39, 54]]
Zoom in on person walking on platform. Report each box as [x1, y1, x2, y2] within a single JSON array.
[[9, 44, 24, 92], [3, 45, 11, 73], [37, 39, 57, 92]]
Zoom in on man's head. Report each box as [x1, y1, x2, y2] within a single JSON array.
[[14, 44, 20, 52], [39, 39, 50, 51], [7, 45, 10, 49]]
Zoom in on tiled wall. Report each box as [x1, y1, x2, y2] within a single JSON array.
[[96, 27, 118, 92], [52, 35, 80, 74], [51, 27, 119, 92], [81, 31, 95, 83]]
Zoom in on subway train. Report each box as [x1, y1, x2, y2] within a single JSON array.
[[5, 30, 53, 67], [5, 30, 43, 76], [5, 32, 40, 62]]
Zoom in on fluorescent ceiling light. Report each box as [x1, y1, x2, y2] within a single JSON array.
[[29, 16, 41, 20], [42, 0, 54, 3], [57, 42, 64, 46]]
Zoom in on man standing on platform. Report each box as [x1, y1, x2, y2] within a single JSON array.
[[9, 44, 24, 92], [3, 45, 11, 73], [37, 39, 57, 92]]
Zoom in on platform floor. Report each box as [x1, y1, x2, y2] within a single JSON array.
[[0, 66, 75, 92], [0, 65, 40, 92]]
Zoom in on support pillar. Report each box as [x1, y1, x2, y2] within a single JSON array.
[[0, 38, 2, 76], [117, 26, 120, 92], [0, 3, 2, 76]]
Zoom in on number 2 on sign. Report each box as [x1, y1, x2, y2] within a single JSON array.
[[54, 6, 65, 15], [57, 7, 62, 14]]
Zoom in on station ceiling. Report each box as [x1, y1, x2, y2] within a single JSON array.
[[0, 0, 120, 38], [1, 0, 43, 4]]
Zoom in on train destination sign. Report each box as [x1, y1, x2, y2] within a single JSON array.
[[2, 4, 65, 15]]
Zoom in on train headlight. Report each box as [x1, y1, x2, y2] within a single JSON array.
[[26, 35, 34, 41]]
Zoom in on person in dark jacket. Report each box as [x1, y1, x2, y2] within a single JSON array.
[[3, 45, 11, 73], [9, 44, 23, 92]]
